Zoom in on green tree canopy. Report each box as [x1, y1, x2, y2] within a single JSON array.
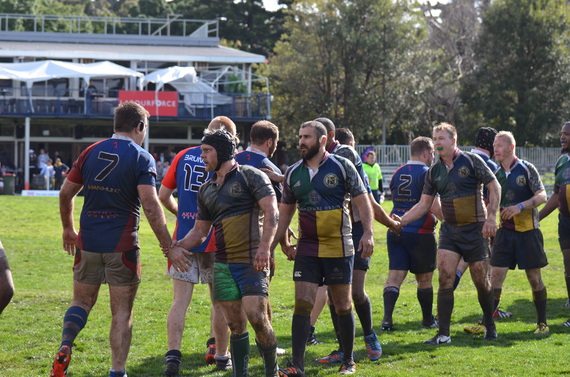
[[460, 0, 570, 146]]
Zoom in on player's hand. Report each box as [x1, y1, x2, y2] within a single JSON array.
[[358, 233, 374, 258], [167, 246, 192, 272], [282, 244, 297, 261], [388, 219, 402, 236], [482, 218, 497, 239], [62, 228, 78, 256], [501, 205, 521, 220], [254, 248, 271, 271], [260, 167, 284, 183]]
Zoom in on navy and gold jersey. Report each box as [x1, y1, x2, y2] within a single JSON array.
[[197, 163, 275, 264], [67, 135, 156, 253], [423, 149, 495, 226], [390, 161, 437, 234], [328, 140, 371, 223], [235, 148, 283, 202], [554, 153, 570, 218], [495, 158, 543, 232], [282, 153, 367, 258], [161, 146, 213, 252]]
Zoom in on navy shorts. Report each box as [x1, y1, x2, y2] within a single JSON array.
[[293, 255, 354, 285], [387, 231, 437, 274], [559, 214, 570, 250], [491, 228, 547, 269], [352, 221, 370, 271], [438, 222, 490, 263]]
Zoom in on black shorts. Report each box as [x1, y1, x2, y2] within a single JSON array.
[[293, 255, 353, 285], [438, 222, 490, 263], [559, 214, 570, 250], [491, 228, 547, 269], [387, 231, 436, 274], [352, 221, 370, 271]]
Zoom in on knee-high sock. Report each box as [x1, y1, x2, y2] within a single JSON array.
[[291, 314, 311, 371], [565, 276, 570, 301], [453, 269, 464, 290], [437, 288, 454, 336], [417, 287, 434, 321], [383, 286, 399, 322], [256, 339, 278, 377], [493, 287, 502, 311], [533, 288, 547, 325], [478, 286, 495, 327], [336, 310, 356, 364], [230, 332, 250, 377], [61, 306, 88, 349], [328, 303, 343, 353], [354, 297, 374, 336]]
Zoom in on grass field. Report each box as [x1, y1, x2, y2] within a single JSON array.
[[0, 196, 569, 376]]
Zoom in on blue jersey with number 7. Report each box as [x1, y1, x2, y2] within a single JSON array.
[[67, 135, 157, 253]]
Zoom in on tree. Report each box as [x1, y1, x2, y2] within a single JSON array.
[[460, 0, 570, 146], [269, 0, 430, 146]]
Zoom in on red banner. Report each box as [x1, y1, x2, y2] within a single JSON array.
[[118, 91, 178, 116]]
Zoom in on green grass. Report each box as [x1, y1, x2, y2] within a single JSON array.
[[0, 196, 569, 376]]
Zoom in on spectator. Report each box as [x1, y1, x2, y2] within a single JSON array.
[[53, 158, 70, 190]]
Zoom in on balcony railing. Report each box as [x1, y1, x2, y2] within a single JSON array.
[[0, 87, 271, 120]]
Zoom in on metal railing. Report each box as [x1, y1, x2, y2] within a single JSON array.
[[0, 87, 271, 120]]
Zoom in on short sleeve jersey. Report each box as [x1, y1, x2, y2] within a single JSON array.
[[282, 153, 367, 258], [495, 158, 544, 232], [390, 161, 437, 234], [471, 149, 499, 203], [66, 135, 156, 253], [197, 163, 275, 264], [553, 153, 570, 218], [235, 148, 283, 202], [329, 141, 371, 223], [161, 146, 213, 252], [423, 149, 495, 226]]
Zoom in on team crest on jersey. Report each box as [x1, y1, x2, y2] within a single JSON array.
[[309, 190, 321, 204], [324, 173, 339, 188], [228, 182, 242, 197], [458, 166, 470, 178], [516, 175, 526, 186]]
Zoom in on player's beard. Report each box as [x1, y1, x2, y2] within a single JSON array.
[[301, 142, 320, 161]]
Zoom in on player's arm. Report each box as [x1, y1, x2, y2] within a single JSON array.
[[254, 195, 279, 271], [272, 203, 297, 260], [260, 166, 284, 183], [352, 193, 374, 258], [483, 178, 501, 238], [176, 219, 212, 251], [539, 192, 559, 220], [158, 185, 178, 216], [59, 179, 83, 255], [368, 193, 400, 233], [502, 188, 547, 220], [430, 195, 443, 221], [399, 194, 436, 227]]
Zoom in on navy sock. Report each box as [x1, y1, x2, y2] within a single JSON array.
[[61, 306, 88, 349]]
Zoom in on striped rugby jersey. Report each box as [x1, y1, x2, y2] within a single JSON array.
[[423, 149, 495, 226], [197, 163, 275, 264], [495, 158, 543, 232], [282, 153, 367, 258]]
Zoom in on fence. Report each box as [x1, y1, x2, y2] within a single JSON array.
[[355, 145, 561, 195]]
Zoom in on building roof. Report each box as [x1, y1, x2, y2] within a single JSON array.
[[0, 41, 266, 64]]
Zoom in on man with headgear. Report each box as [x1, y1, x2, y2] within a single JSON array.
[[159, 116, 237, 375], [171, 128, 281, 377]]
